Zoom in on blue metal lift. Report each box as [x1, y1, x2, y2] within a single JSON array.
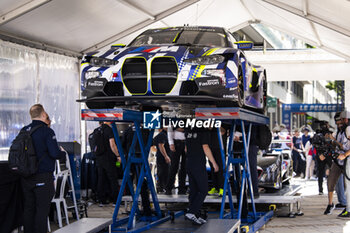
[[82, 107, 273, 233], [81, 108, 172, 232], [195, 107, 273, 232]]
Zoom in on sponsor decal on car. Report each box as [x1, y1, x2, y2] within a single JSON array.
[[198, 78, 220, 87], [87, 80, 104, 87]]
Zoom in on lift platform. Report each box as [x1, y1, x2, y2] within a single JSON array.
[[81, 107, 274, 233], [122, 185, 302, 217], [195, 107, 273, 232], [82, 108, 171, 232]]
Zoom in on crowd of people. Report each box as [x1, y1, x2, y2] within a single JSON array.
[[15, 103, 350, 232], [274, 111, 350, 218]]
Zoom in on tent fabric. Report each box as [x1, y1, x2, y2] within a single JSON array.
[[0, 0, 349, 61]]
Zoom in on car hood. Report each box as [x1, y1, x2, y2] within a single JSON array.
[[106, 44, 237, 62]]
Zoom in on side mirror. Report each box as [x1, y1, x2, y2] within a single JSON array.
[[234, 41, 253, 50], [111, 44, 126, 49]]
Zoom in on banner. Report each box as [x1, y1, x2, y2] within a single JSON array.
[[282, 103, 341, 130]]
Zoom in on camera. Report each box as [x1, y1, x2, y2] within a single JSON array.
[[311, 132, 340, 160]]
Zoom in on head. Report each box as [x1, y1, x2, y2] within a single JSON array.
[[303, 128, 309, 135], [45, 115, 51, 127], [341, 110, 349, 125], [29, 104, 49, 124], [334, 112, 343, 129], [294, 129, 300, 136]]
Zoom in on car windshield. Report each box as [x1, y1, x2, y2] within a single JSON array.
[[129, 29, 228, 47]]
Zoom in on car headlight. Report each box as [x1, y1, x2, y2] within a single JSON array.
[[90, 57, 118, 67], [85, 71, 101, 79], [184, 55, 225, 65], [202, 69, 225, 78]]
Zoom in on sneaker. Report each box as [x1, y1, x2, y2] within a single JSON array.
[[208, 188, 218, 195], [338, 209, 350, 218], [197, 217, 207, 224], [185, 213, 202, 225], [99, 202, 104, 207], [336, 203, 347, 209], [218, 188, 224, 196], [324, 203, 335, 215], [319, 191, 324, 195]]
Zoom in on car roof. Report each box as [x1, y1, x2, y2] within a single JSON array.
[[142, 26, 226, 34]]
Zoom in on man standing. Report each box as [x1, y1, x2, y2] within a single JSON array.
[[96, 122, 121, 206], [166, 126, 187, 195], [21, 104, 65, 233], [153, 127, 171, 193], [291, 129, 303, 177], [336, 111, 350, 218], [323, 113, 347, 214], [184, 127, 219, 225]]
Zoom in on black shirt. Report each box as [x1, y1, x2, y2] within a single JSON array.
[[153, 130, 170, 162], [23, 120, 65, 174], [96, 124, 116, 167], [209, 128, 227, 152], [185, 128, 210, 167]]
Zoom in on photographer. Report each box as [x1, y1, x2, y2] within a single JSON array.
[[336, 111, 350, 218], [322, 113, 348, 215]]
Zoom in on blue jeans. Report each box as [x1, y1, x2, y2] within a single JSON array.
[[336, 174, 347, 205]]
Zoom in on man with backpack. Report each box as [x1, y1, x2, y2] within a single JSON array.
[[14, 104, 65, 233], [91, 122, 121, 207]]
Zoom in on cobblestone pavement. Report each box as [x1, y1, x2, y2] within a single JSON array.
[[260, 178, 350, 233]]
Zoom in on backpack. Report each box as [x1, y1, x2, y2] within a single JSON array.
[[88, 126, 106, 156], [256, 124, 272, 150], [8, 124, 44, 177]]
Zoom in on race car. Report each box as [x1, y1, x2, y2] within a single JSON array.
[[79, 26, 267, 112], [257, 140, 293, 190]]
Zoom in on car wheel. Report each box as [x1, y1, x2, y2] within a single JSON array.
[[237, 66, 244, 107]]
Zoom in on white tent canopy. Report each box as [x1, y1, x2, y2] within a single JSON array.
[[1, 0, 350, 104], [1, 0, 350, 61]]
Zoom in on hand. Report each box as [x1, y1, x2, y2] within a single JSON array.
[[338, 154, 346, 161], [170, 144, 176, 152], [319, 154, 326, 161], [234, 136, 240, 141], [165, 156, 171, 164], [117, 156, 121, 162], [213, 162, 219, 172], [59, 146, 65, 152]]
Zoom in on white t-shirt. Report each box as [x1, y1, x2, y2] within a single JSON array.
[[332, 127, 350, 151]]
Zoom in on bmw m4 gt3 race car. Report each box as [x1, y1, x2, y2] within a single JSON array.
[[257, 140, 293, 190], [79, 26, 267, 112]]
